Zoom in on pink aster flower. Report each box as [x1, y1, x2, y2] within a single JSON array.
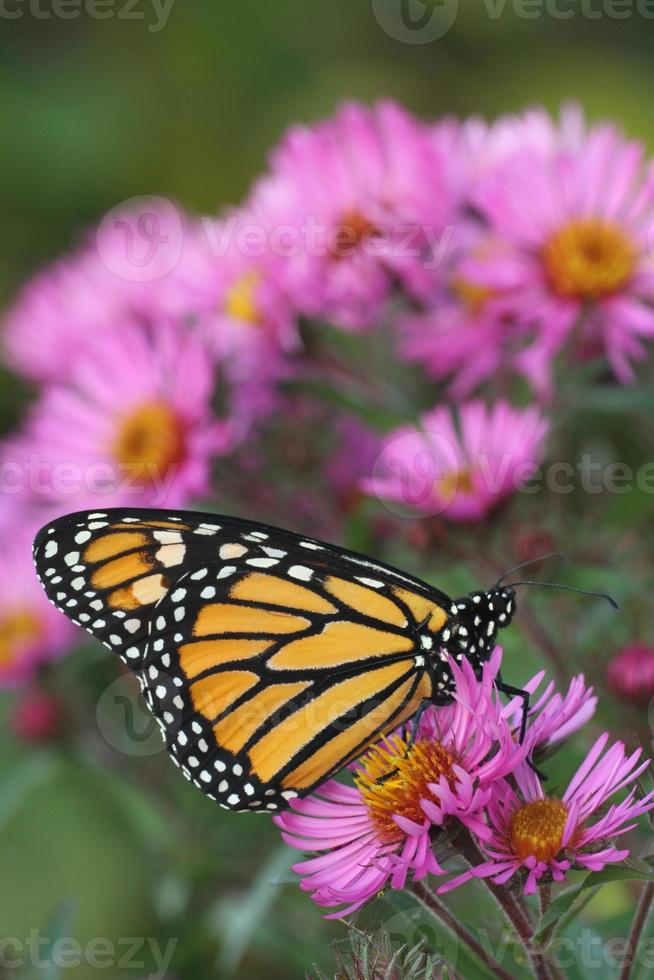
[[193, 209, 299, 423], [275, 649, 527, 918], [0, 526, 75, 688], [252, 100, 457, 331], [440, 732, 654, 896], [471, 119, 654, 391], [3, 198, 202, 383], [363, 400, 549, 522], [432, 103, 585, 196], [396, 223, 527, 398], [5, 321, 231, 512], [3, 244, 128, 383], [503, 671, 598, 755]]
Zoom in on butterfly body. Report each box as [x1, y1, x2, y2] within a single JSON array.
[[33, 509, 516, 812]]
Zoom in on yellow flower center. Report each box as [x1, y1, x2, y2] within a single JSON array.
[[509, 798, 569, 862], [0, 609, 43, 668], [113, 401, 186, 484], [224, 271, 261, 324], [439, 467, 475, 500], [355, 736, 457, 845], [451, 276, 493, 314], [542, 218, 635, 300]]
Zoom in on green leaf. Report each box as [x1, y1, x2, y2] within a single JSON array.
[[24, 902, 77, 980], [94, 765, 173, 852], [209, 844, 295, 976], [0, 752, 58, 831], [579, 385, 654, 413], [535, 867, 654, 943], [578, 866, 654, 887], [286, 378, 408, 430]]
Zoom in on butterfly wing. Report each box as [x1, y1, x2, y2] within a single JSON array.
[[34, 508, 452, 811]]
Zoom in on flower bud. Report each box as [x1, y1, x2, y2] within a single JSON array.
[[12, 688, 64, 743], [607, 645, 654, 708]]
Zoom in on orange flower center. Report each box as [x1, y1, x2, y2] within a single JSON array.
[[542, 218, 635, 300], [113, 401, 186, 484], [509, 798, 569, 862], [451, 276, 494, 314], [224, 270, 261, 324], [330, 210, 381, 258], [355, 736, 457, 845], [0, 609, 43, 668]]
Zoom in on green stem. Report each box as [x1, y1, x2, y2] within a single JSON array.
[[619, 880, 654, 980], [457, 833, 554, 980], [410, 881, 516, 980], [539, 882, 552, 919]]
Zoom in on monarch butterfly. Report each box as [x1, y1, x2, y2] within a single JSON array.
[[33, 508, 521, 813]]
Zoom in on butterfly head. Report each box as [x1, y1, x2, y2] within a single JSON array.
[[445, 586, 516, 668]]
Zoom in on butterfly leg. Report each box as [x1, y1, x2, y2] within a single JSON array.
[[376, 698, 432, 784], [496, 675, 548, 780], [495, 676, 530, 743], [402, 699, 430, 750]]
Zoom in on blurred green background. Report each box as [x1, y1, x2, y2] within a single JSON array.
[[2, 4, 654, 978]]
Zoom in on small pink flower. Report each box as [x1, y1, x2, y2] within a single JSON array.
[[253, 100, 457, 331], [607, 644, 654, 708], [0, 526, 75, 688], [471, 116, 654, 391], [5, 321, 231, 512], [364, 400, 549, 522], [440, 732, 654, 896], [275, 649, 527, 918]]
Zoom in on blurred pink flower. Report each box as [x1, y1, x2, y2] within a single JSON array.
[[275, 649, 527, 918], [432, 102, 585, 196], [607, 644, 654, 708], [440, 733, 654, 896], [3, 198, 202, 383], [194, 209, 299, 425], [471, 120, 654, 391], [364, 400, 549, 522], [396, 223, 527, 397], [6, 321, 231, 511], [252, 100, 457, 330], [0, 528, 75, 688]]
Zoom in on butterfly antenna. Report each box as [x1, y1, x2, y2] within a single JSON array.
[[508, 580, 619, 611], [496, 552, 567, 587]]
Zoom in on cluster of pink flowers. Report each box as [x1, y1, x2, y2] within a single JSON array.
[[1, 98, 653, 689], [276, 648, 654, 918]]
